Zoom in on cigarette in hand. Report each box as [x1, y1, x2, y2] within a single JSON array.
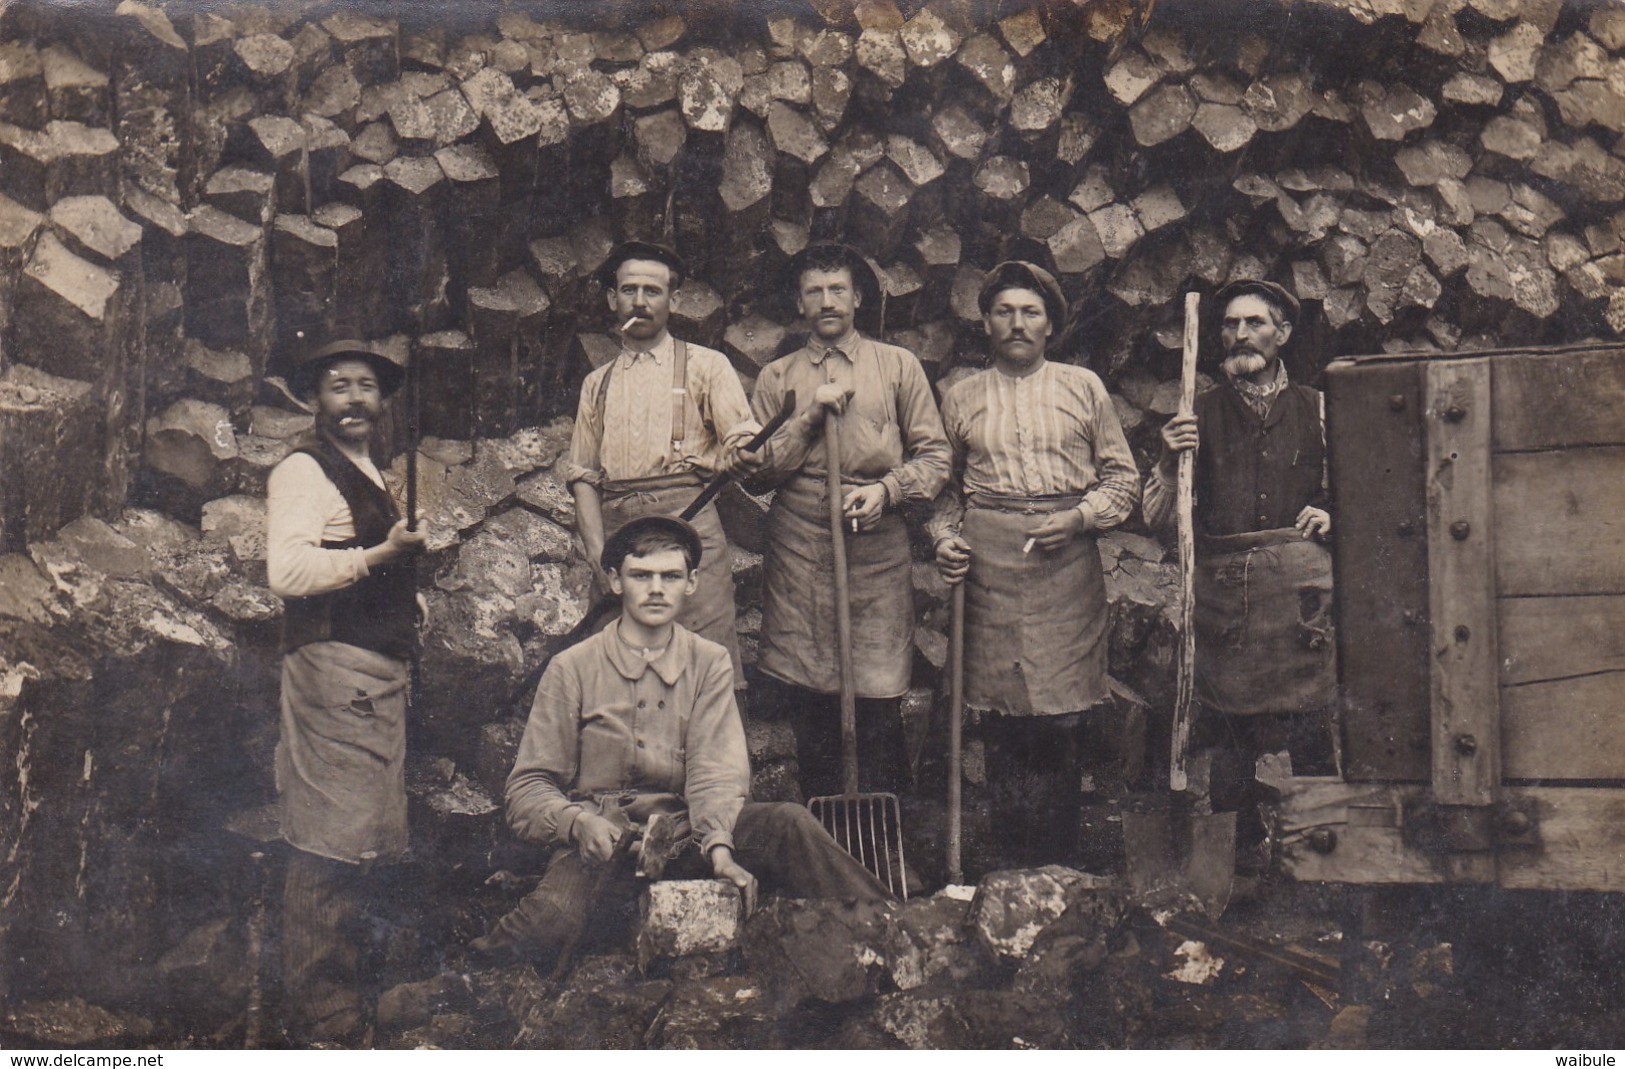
[[619, 316, 639, 332], [852, 518, 859, 534], [1022, 537, 1036, 555]]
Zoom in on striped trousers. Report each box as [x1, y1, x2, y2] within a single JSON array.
[[282, 849, 368, 1043]]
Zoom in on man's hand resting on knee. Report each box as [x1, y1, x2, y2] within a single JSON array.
[[709, 845, 759, 916]]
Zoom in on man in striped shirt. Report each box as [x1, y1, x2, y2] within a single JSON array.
[[929, 261, 1141, 866]]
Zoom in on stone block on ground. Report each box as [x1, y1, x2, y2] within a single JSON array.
[[638, 880, 744, 969], [969, 866, 1115, 961], [742, 896, 891, 1008], [0, 364, 99, 552], [884, 890, 998, 991], [646, 975, 779, 1049]]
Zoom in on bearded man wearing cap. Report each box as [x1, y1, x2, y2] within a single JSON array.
[[1143, 279, 1337, 865], [470, 515, 889, 965], [929, 262, 1141, 866], [744, 243, 950, 798], [267, 339, 427, 1044], [563, 241, 760, 687]]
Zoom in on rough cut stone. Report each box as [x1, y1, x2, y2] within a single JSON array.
[[743, 897, 891, 1006], [969, 866, 1111, 961], [638, 880, 743, 968]]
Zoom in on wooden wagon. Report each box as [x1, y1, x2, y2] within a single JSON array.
[[1276, 342, 1625, 892]]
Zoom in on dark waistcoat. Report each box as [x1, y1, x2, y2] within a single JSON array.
[[279, 437, 417, 659], [1193, 378, 1327, 538]]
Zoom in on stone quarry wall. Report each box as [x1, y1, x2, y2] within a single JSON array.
[[1, 0, 1623, 1023]]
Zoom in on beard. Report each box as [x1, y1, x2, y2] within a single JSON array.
[[1222, 351, 1269, 378]]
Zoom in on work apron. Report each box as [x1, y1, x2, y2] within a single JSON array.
[[598, 474, 743, 686], [277, 641, 410, 864], [1195, 528, 1336, 716], [961, 491, 1110, 716], [757, 473, 914, 699]]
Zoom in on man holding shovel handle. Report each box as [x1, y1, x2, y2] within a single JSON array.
[[929, 262, 1141, 869]]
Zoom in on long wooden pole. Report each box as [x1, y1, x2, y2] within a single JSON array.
[[1171, 291, 1200, 792], [825, 412, 858, 796], [947, 581, 965, 885]]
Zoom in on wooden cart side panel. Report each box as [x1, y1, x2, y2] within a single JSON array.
[[1492, 447, 1625, 598], [1492, 347, 1625, 452], [1425, 360, 1499, 806], [1327, 359, 1430, 783], [1499, 595, 1625, 687], [1502, 674, 1625, 781]]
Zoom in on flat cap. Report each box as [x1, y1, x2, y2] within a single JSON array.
[[601, 514, 704, 574], [1215, 278, 1300, 323], [599, 240, 687, 291], [978, 260, 1068, 324]]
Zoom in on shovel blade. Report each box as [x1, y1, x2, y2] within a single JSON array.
[[1122, 809, 1237, 919], [807, 792, 908, 900]]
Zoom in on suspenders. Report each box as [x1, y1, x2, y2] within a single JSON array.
[[596, 338, 690, 457]]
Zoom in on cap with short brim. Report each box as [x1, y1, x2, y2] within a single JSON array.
[[1215, 279, 1301, 324], [601, 514, 704, 574], [599, 240, 687, 291], [978, 260, 1068, 325]]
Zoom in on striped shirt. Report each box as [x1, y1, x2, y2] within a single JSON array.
[[927, 361, 1141, 542], [562, 333, 759, 488]]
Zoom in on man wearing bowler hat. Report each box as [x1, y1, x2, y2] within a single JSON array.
[[563, 241, 759, 686], [929, 261, 1141, 865], [1143, 279, 1337, 869], [744, 242, 950, 798], [267, 338, 427, 1044]]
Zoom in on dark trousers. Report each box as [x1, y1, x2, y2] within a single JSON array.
[[479, 801, 889, 959], [1197, 707, 1336, 846], [754, 677, 908, 798], [983, 710, 1126, 868], [283, 849, 370, 1043]]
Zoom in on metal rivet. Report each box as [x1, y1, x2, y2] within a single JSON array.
[[1455, 733, 1478, 756], [1501, 810, 1532, 837], [1309, 828, 1338, 854], [1450, 520, 1471, 541], [1454, 625, 1471, 642], [1445, 404, 1467, 422], [1397, 521, 1415, 538], [1388, 395, 1406, 412]]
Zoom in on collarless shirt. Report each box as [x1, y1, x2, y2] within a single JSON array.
[[505, 621, 749, 854], [927, 361, 1141, 541], [267, 447, 387, 598], [748, 333, 950, 505], [563, 332, 759, 488]]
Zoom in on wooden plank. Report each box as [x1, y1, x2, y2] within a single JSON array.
[[1501, 672, 1625, 781], [1493, 447, 1625, 596], [1325, 358, 1430, 782], [1499, 594, 1625, 686], [1497, 786, 1625, 892], [1492, 345, 1625, 452], [1278, 780, 1625, 892], [1425, 359, 1499, 806]]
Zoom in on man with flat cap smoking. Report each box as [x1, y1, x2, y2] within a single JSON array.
[[1143, 279, 1337, 867], [563, 240, 760, 686], [929, 262, 1141, 865], [745, 242, 950, 797]]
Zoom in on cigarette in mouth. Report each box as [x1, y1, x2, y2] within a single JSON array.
[[620, 316, 639, 332], [1022, 538, 1036, 555]]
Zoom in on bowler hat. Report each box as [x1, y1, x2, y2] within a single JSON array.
[[601, 514, 704, 575], [978, 260, 1069, 325], [599, 240, 687, 291], [286, 339, 405, 400]]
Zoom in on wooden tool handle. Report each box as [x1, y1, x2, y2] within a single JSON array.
[[1171, 291, 1200, 791], [825, 412, 858, 797], [405, 353, 420, 533], [947, 580, 966, 885]]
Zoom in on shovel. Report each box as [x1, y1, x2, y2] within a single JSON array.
[[1122, 291, 1235, 918], [807, 410, 908, 899]]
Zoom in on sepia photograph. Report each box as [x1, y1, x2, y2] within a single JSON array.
[[0, 0, 1622, 1051]]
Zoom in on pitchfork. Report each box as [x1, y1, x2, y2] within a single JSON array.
[[807, 410, 908, 899]]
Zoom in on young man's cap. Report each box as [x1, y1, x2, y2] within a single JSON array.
[[783, 241, 884, 318], [286, 339, 406, 400], [599, 240, 687, 291], [978, 260, 1068, 325], [1215, 279, 1301, 324], [601, 514, 704, 574]]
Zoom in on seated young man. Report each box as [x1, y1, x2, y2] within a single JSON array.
[[472, 515, 888, 962]]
